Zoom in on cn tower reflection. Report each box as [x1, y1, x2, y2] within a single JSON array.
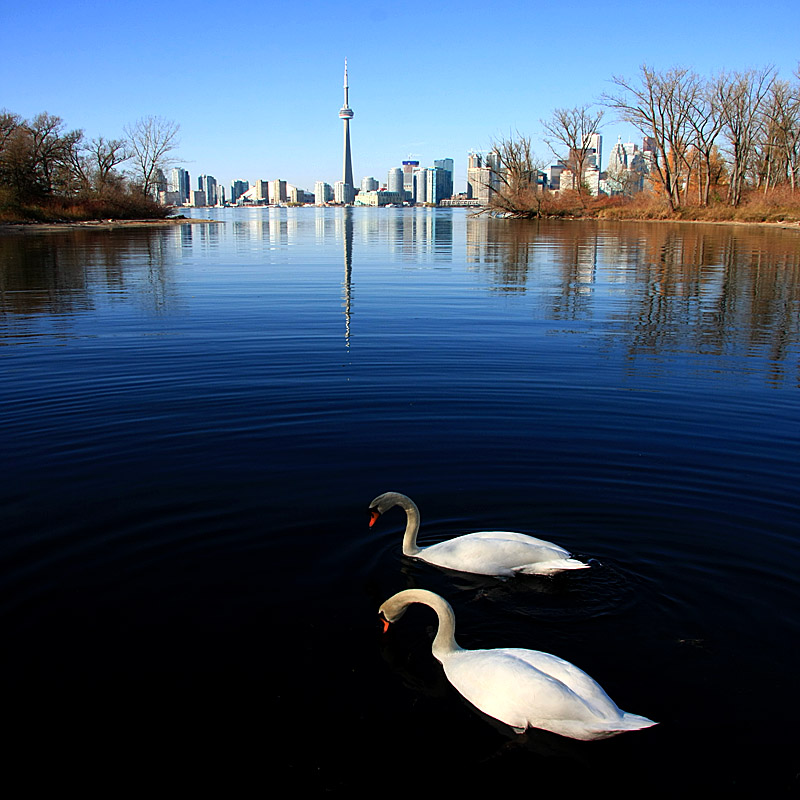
[[343, 206, 353, 348]]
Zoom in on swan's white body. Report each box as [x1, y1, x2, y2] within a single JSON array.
[[368, 492, 587, 576], [379, 589, 657, 740]]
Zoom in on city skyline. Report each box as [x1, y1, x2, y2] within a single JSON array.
[[3, 1, 799, 193]]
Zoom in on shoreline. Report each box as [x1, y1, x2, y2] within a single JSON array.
[[1, 211, 798, 235], [0, 217, 220, 235]]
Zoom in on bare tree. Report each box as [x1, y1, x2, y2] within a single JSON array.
[[541, 104, 603, 205], [0, 111, 82, 200], [486, 132, 548, 218], [124, 115, 179, 197], [603, 65, 701, 211], [756, 78, 800, 192], [684, 80, 725, 205], [713, 66, 776, 205]]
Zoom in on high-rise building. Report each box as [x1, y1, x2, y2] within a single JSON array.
[[315, 181, 333, 204], [387, 167, 404, 194], [434, 158, 454, 200], [198, 175, 218, 206], [269, 179, 287, 205], [402, 160, 419, 195], [585, 133, 602, 171], [231, 180, 249, 204], [361, 176, 379, 192], [171, 168, 190, 203], [466, 152, 498, 205], [338, 60, 355, 204], [412, 167, 427, 204]]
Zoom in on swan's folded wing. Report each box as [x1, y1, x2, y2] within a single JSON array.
[[422, 532, 572, 576], [443, 649, 614, 730]]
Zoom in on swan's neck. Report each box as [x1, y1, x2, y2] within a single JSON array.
[[399, 497, 422, 556], [429, 593, 463, 661], [383, 589, 463, 660]]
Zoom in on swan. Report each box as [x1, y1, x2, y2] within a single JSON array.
[[368, 492, 588, 576], [379, 589, 657, 740]]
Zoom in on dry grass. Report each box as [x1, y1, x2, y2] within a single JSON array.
[[0, 193, 172, 224], [593, 187, 800, 223]]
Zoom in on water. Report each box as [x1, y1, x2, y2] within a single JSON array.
[[1, 208, 798, 792]]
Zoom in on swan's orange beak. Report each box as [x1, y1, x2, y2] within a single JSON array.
[[380, 616, 390, 633], [369, 509, 381, 528]]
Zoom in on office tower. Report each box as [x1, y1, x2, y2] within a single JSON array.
[[315, 181, 333, 204], [434, 158, 454, 199], [269, 179, 287, 204], [387, 167, 404, 194], [361, 176, 378, 192], [334, 181, 349, 204], [402, 160, 419, 195], [412, 166, 427, 204], [171, 168, 190, 203], [425, 167, 452, 205], [231, 180, 249, 204], [585, 133, 602, 170], [338, 59, 355, 204], [198, 175, 218, 206]]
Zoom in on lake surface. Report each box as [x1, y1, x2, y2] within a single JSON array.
[[1, 207, 798, 792]]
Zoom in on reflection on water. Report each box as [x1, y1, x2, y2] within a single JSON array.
[[1, 207, 799, 792], [2, 211, 798, 386]]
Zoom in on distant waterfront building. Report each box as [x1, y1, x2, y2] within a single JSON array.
[[355, 190, 404, 206], [604, 137, 648, 194], [412, 166, 427, 204], [171, 168, 190, 203], [254, 180, 269, 203], [231, 180, 249, 204], [387, 167, 404, 195], [433, 158, 454, 200], [198, 175, 218, 206], [191, 189, 206, 207], [585, 133, 602, 171], [402, 160, 419, 196], [334, 180, 350, 204], [269, 179, 287, 204], [467, 153, 495, 204], [158, 190, 181, 206], [361, 176, 378, 192], [315, 181, 333, 204], [338, 60, 356, 204]]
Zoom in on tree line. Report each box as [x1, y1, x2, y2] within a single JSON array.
[[490, 63, 800, 217], [0, 111, 180, 221]]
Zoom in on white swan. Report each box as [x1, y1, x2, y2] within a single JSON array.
[[379, 589, 657, 740], [368, 492, 588, 576]]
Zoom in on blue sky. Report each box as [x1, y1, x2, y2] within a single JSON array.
[[2, 0, 798, 193]]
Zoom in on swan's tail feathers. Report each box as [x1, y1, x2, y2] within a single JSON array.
[[615, 713, 658, 732], [579, 713, 658, 740], [514, 558, 589, 576]]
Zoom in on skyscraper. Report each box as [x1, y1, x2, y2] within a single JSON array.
[[338, 60, 355, 204]]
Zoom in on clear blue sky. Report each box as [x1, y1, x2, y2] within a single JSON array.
[[2, 0, 798, 193]]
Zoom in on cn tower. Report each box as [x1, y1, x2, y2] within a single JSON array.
[[339, 59, 355, 200]]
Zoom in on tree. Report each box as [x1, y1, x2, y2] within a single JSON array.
[[755, 78, 800, 192], [73, 136, 130, 195], [541, 104, 603, 205], [486, 132, 548, 218], [0, 111, 82, 201], [713, 66, 776, 205], [124, 115, 179, 197], [685, 81, 725, 205], [603, 65, 701, 211]]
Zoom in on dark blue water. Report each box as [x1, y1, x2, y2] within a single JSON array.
[[1, 209, 799, 792]]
